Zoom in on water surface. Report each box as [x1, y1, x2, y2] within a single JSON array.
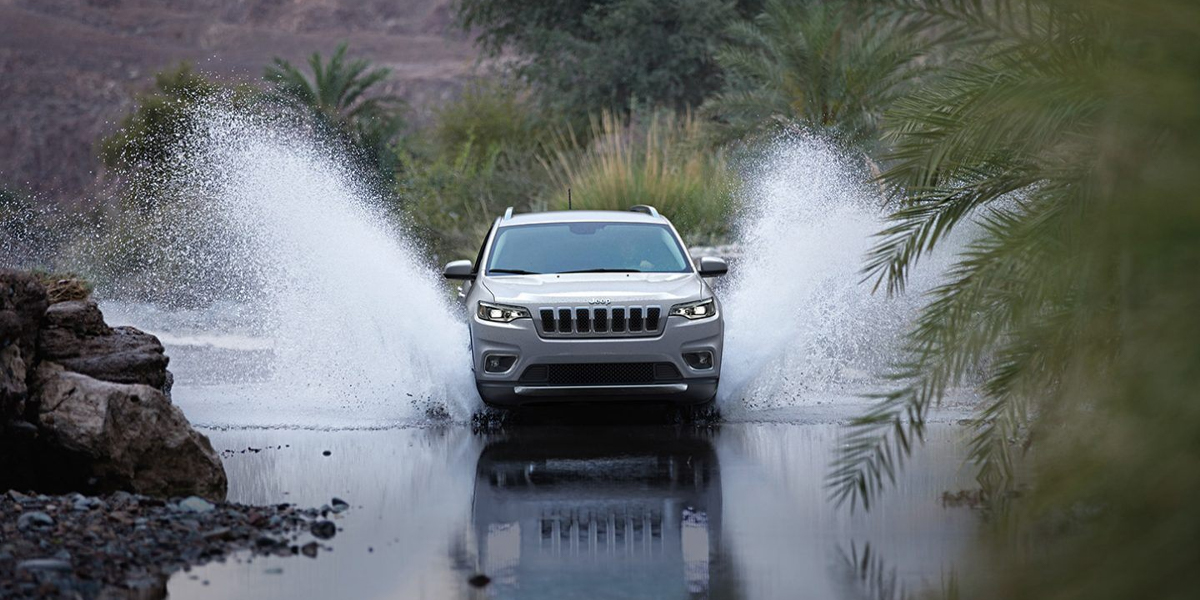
[[170, 419, 975, 600]]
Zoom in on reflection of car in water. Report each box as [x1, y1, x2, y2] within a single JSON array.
[[470, 429, 722, 598]]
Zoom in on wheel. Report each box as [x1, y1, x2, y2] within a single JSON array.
[[675, 396, 721, 425], [471, 405, 514, 432]]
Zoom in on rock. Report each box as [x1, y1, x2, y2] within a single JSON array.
[[1, 344, 28, 417], [178, 496, 215, 513], [34, 363, 227, 501], [17, 511, 54, 531], [310, 520, 336, 540], [300, 542, 319, 558], [201, 527, 232, 541], [468, 574, 492, 587], [322, 450, 331, 456], [39, 301, 170, 390], [72, 495, 105, 511], [330, 497, 349, 513], [0, 271, 48, 361], [16, 558, 71, 572], [1, 271, 47, 422]]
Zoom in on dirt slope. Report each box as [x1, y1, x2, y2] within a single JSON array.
[[0, 0, 478, 202]]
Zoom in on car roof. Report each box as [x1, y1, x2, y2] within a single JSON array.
[[499, 210, 669, 227]]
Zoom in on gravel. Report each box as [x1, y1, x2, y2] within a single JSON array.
[[0, 490, 346, 599]]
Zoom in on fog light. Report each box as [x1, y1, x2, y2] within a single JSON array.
[[484, 354, 517, 373], [683, 352, 713, 370]]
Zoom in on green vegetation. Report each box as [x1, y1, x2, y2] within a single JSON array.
[[396, 80, 553, 261], [98, 64, 258, 210], [704, 0, 925, 149], [823, 1, 1200, 598], [455, 0, 761, 118], [542, 112, 736, 243], [264, 43, 407, 188]]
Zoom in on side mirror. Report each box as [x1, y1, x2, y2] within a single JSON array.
[[697, 256, 728, 277], [443, 260, 474, 280]]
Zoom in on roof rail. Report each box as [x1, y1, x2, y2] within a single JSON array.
[[629, 205, 660, 218], [503, 206, 514, 220]]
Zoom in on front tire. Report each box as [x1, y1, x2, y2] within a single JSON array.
[[675, 396, 720, 425]]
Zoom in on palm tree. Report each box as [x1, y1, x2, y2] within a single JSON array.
[[703, 0, 925, 149], [828, 1, 1200, 598], [264, 43, 406, 185]]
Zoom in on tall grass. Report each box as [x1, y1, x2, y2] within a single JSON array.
[[542, 112, 737, 244]]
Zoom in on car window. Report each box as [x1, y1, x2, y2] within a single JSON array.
[[487, 222, 691, 275]]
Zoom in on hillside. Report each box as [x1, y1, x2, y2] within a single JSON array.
[[0, 0, 478, 203]]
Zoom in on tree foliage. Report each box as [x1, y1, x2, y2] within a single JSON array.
[[264, 43, 407, 188], [828, 1, 1200, 597], [455, 0, 760, 117], [704, 0, 927, 148]]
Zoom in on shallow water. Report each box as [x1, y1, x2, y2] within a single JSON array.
[[168, 417, 976, 600]]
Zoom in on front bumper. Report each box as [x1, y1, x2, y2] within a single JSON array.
[[471, 313, 722, 407]]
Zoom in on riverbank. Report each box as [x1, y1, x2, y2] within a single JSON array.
[[0, 489, 348, 599]]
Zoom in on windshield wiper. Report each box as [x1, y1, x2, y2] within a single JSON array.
[[489, 268, 542, 275], [558, 268, 644, 274]]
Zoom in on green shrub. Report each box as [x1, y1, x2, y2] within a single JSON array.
[[430, 79, 551, 162], [541, 111, 737, 244], [398, 81, 556, 263]]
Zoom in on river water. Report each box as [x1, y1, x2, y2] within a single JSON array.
[[165, 409, 975, 600]]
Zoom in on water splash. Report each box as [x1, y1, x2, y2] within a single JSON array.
[[100, 108, 475, 427], [717, 136, 953, 415]]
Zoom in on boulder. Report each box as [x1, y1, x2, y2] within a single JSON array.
[[1, 343, 28, 418], [1, 270, 48, 420], [35, 363, 227, 501], [39, 300, 170, 391], [0, 270, 48, 358]]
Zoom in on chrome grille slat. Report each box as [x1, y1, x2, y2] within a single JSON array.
[[535, 305, 664, 338]]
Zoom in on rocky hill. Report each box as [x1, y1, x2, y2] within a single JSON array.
[[0, 0, 477, 203]]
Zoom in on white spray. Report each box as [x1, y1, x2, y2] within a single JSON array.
[[717, 137, 951, 414], [103, 108, 476, 427]]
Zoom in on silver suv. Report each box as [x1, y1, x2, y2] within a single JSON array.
[[444, 206, 727, 410]]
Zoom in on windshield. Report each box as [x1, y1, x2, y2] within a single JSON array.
[[486, 222, 691, 275]]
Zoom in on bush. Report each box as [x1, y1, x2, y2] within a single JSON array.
[[541, 111, 737, 244], [398, 81, 554, 262], [430, 78, 551, 162]]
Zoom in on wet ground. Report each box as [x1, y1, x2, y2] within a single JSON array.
[[167, 408, 978, 600]]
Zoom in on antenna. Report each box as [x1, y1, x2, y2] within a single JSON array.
[[568, 188, 572, 210]]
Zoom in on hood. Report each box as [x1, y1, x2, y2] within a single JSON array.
[[480, 273, 706, 307]]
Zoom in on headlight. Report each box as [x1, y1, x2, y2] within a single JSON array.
[[477, 301, 530, 323], [669, 298, 717, 320]]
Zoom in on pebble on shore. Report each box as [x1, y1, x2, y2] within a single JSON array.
[[0, 490, 346, 599]]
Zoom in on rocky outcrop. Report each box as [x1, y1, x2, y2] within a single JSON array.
[[39, 300, 171, 391], [34, 363, 226, 500], [0, 270, 225, 501], [0, 271, 47, 422]]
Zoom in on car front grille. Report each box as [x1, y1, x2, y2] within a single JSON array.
[[537, 306, 663, 338], [520, 362, 682, 385]]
